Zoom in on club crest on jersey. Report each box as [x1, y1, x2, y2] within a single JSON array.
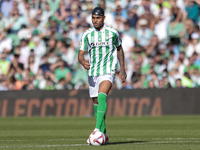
[[98, 37, 102, 41], [106, 35, 109, 40], [90, 41, 111, 47]]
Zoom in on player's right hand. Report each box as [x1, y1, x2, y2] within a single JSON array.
[[83, 61, 90, 70]]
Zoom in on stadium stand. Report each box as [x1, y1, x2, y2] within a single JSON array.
[[0, 0, 200, 90]]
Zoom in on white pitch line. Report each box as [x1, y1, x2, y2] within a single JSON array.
[[0, 144, 88, 148], [0, 141, 199, 148], [140, 141, 200, 144], [0, 139, 85, 142], [0, 138, 200, 142], [152, 138, 200, 140], [126, 138, 200, 141]]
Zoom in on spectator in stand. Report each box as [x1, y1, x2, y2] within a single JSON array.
[[145, 35, 159, 58], [123, 21, 136, 37], [167, 18, 184, 45], [131, 62, 141, 83], [0, 12, 6, 30], [185, 32, 200, 58], [120, 31, 134, 62], [0, 31, 12, 54], [32, 36, 46, 62], [158, 79, 165, 88], [132, 79, 142, 89], [54, 0, 69, 22], [137, 0, 159, 17], [18, 39, 30, 66], [185, 0, 199, 24], [25, 55, 39, 75], [0, 79, 8, 91], [167, 51, 176, 72], [179, 51, 189, 66], [0, 52, 10, 76], [148, 79, 156, 89], [154, 1, 171, 42], [181, 72, 193, 88], [191, 68, 200, 87], [175, 78, 184, 88], [50, 60, 71, 85], [55, 78, 68, 90], [38, 70, 56, 90], [113, 3, 128, 21], [154, 52, 166, 75], [47, 0, 61, 15], [112, 15, 125, 32], [71, 64, 88, 90], [173, 58, 185, 76], [1, 0, 13, 18], [60, 43, 76, 69], [182, 19, 195, 45], [37, 54, 51, 75], [8, 54, 23, 79], [5, 9, 28, 34], [170, 0, 182, 23], [127, 6, 138, 29], [136, 18, 153, 48], [137, 6, 156, 30], [150, 71, 159, 87], [41, 2, 52, 27]]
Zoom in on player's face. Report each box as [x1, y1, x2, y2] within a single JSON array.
[[92, 15, 105, 29]]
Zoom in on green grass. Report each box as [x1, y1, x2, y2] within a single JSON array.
[[0, 116, 200, 150]]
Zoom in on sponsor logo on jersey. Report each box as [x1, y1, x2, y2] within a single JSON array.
[[90, 41, 111, 47]]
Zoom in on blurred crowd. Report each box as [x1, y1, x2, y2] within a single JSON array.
[[0, 0, 200, 90]]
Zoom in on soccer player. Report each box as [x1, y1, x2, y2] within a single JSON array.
[[78, 6, 127, 145]]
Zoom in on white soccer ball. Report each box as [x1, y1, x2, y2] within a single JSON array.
[[89, 131, 105, 146]]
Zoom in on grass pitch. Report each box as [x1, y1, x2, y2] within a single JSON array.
[[0, 116, 200, 150]]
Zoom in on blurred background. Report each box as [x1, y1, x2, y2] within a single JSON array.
[[0, 0, 200, 91]]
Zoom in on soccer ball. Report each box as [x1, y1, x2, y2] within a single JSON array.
[[89, 131, 105, 146]]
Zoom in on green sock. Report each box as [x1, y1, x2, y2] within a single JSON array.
[[93, 104, 98, 121], [94, 103, 106, 134], [101, 115, 107, 134], [95, 93, 107, 131]]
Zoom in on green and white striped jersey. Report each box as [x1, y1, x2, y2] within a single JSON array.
[[79, 24, 122, 77]]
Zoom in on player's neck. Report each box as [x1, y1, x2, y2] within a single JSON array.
[[94, 24, 104, 31]]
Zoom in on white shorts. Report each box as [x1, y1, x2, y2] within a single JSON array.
[[88, 74, 115, 98]]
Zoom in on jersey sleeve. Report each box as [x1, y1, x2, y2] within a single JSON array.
[[114, 30, 122, 47], [79, 32, 88, 51]]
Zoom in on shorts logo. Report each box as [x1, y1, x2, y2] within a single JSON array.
[[79, 42, 82, 46]]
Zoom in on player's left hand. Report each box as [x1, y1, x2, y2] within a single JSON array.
[[119, 71, 127, 83]]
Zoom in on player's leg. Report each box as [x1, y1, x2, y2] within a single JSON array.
[[95, 80, 112, 144], [92, 97, 98, 121], [89, 76, 98, 123], [87, 76, 99, 144]]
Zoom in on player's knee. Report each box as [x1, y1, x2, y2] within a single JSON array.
[[92, 98, 98, 104]]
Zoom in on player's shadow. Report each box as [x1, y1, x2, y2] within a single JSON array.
[[108, 141, 147, 145]]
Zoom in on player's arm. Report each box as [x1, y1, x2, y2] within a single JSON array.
[[117, 45, 127, 83], [78, 50, 90, 70]]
